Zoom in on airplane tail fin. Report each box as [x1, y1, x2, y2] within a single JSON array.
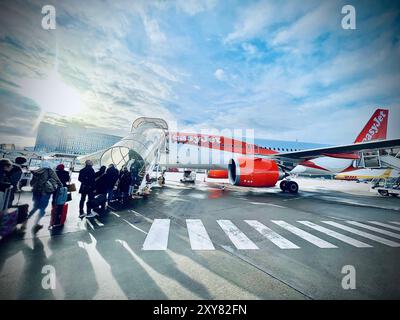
[[354, 108, 389, 143]]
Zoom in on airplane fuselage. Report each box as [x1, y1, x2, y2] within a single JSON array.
[[159, 132, 354, 175]]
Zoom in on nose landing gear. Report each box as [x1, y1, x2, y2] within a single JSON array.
[[280, 180, 299, 194]]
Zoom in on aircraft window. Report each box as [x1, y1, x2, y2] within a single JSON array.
[[278, 148, 280, 151]]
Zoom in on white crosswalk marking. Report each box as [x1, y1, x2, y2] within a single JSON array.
[[110, 212, 120, 218], [389, 221, 400, 226], [186, 219, 215, 250], [322, 221, 400, 247], [245, 220, 300, 249], [297, 221, 372, 248], [368, 221, 400, 232], [94, 218, 104, 227], [142, 219, 170, 250], [217, 220, 258, 250], [271, 220, 337, 248], [346, 221, 400, 239]]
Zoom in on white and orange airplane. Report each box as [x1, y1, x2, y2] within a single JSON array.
[[79, 108, 399, 194]]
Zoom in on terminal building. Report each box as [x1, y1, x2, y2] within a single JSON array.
[[34, 122, 122, 155]]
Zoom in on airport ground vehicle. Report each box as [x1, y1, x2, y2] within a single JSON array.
[[180, 170, 196, 183], [370, 178, 400, 197]]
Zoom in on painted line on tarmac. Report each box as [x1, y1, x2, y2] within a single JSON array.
[[322, 221, 400, 247], [217, 220, 258, 250], [266, 203, 287, 208], [142, 219, 170, 250], [297, 221, 372, 248], [282, 197, 302, 202], [245, 220, 299, 249], [110, 212, 120, 218], [368, 221, 400, 232], [320, 196, 400, 211], [86, 219, 95, 230], [186, 219, 215, 250], [249, 202, 287, 209], [122, 219, 148, 235], [272, 220, 337, 248], [130, 210, 154, 224], [346, 221, 400, 239], [94, 218, 104, 227]]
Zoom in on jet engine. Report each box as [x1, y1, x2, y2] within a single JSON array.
[[207, 170, 229, 179], [228, 157, 286, 187]]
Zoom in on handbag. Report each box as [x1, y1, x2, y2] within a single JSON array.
[[67, 183, 76, 192]]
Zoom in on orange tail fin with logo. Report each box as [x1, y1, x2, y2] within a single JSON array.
[[354, 109, 388, 143]]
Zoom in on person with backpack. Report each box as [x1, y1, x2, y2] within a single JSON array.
[[78, 160, 96, 218], [23, 161, 62, 232], [105, 163, 119, 204]]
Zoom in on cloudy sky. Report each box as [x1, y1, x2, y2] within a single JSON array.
[[0, 0, 399, 147]]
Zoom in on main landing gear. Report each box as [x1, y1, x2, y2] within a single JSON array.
[[279, 180, 299, 194]]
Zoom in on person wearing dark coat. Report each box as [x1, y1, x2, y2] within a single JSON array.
[[118, 166, 132, 204], [78, 160, 96, 218], [55, 164, 70, 187], [93, 166, 107, 213], [25, 161, 62, 231], [105, 164, 119, 203], [95, 166, 108, 194], [7, 157, 27, 206]]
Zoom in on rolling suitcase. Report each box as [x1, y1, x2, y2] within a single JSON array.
[[49, 203, 68, 228]]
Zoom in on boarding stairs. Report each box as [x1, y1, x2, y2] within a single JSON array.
[[380, 152, 400, 171], [137, 136, 166, 195], [356, 150, 400, 171], [356, 150, 382, 169]]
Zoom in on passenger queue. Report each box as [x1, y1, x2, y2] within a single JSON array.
[[0, 157, 150, 235]]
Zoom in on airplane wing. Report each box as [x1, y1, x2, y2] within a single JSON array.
[[263, 138, 400, 162]]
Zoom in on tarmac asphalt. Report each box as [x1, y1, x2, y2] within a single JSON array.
[[1, 173, 399, 300]]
